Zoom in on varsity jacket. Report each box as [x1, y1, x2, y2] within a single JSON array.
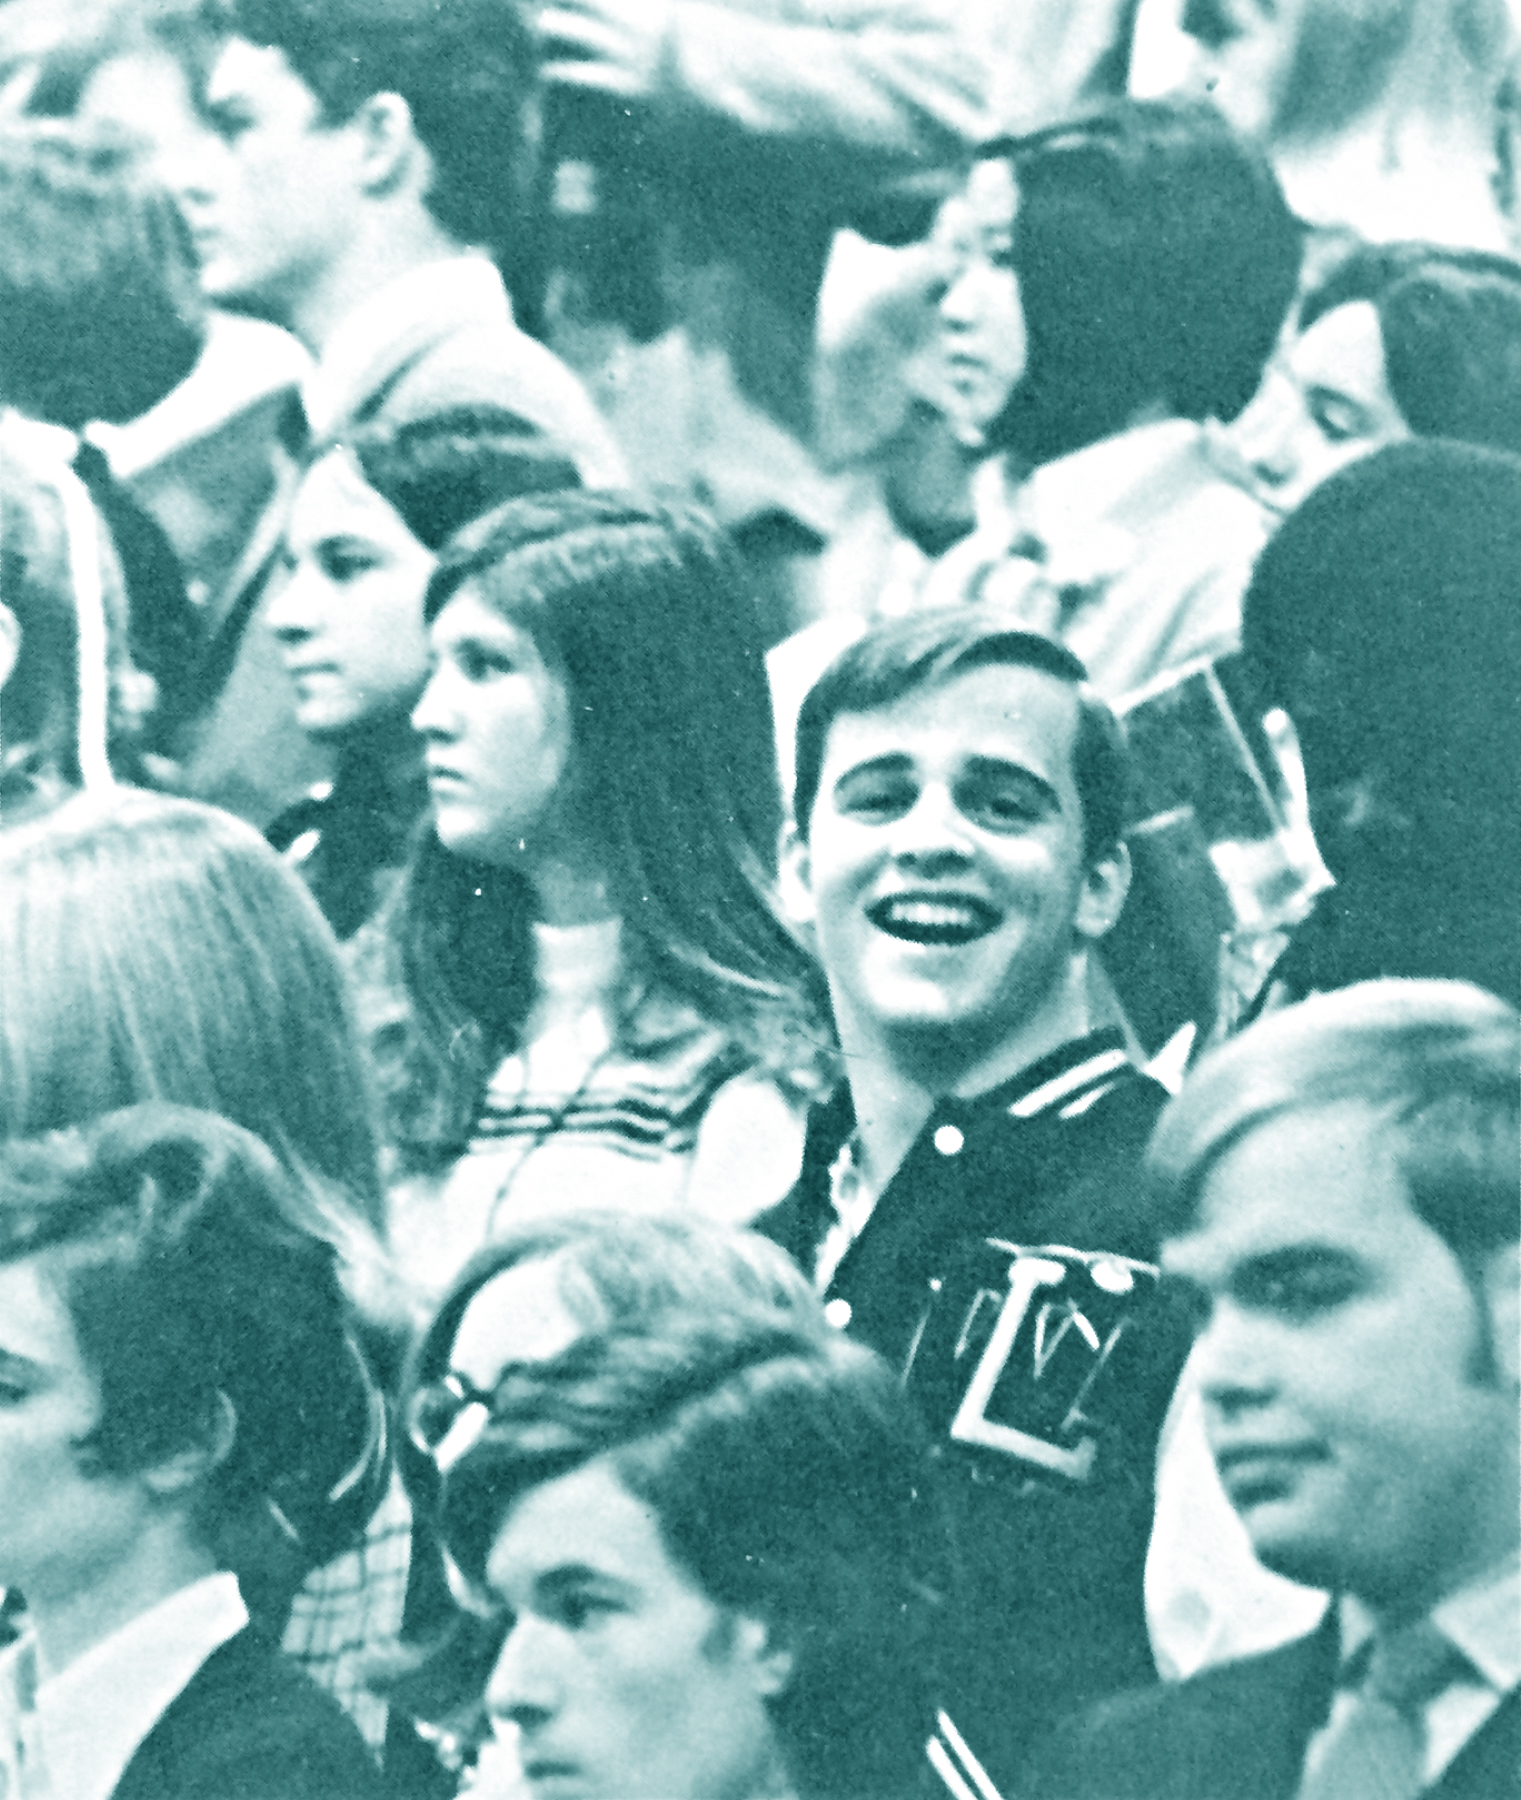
[[760, 1029, 1189, 1792]]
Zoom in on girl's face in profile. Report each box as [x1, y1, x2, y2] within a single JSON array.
[[412, 584, 578, 870]]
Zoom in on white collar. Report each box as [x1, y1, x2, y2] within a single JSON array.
[[1339, 1552, 1521, 1696], [303, 254, 510, 441], [29, 1572, 248, 1800]]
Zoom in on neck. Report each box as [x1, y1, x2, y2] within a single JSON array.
[[836, 955, 1093, 1194], [26, 1526, 218, 1681], [290, 207, 466, 355], [526, 852, 619, 928]]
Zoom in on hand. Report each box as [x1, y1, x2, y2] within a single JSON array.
[[537, 0, 674, 102]]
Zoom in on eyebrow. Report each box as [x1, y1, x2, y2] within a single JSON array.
[[833, 752, 1062, 801]]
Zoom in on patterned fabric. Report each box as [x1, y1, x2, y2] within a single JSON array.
[[283, 1473, 412, 1757]]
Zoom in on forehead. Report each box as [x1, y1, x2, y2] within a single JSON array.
[[819, 661, 1082, 790], [1163, 1101, 1435, 1280], [287, 450, 423, 551], [964, 158, 1018, 232], [486, 1455, 687, 1596], [205, 36, 321, 120], [0, 1255, 91, 1387], [449, 1252, 592, 1390], [1290, 300, 1389, 392]]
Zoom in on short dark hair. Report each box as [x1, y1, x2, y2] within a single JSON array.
[[1241, 439, 1521, 846], [0, 1102, 387, 1570], [1146, 980, 1521, 1277], [791, 611, 1129, 865], [213, 0, 537, 254], [441, 1316, 945, 1800], [983, 97, 1301, 464], [0, 120, 203, 426], [346, 405, 581, 553]]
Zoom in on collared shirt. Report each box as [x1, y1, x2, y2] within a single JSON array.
[[925, 421, 1273, 703], [0, 1573, 247, 1800], [1303, 1555, 1521, 1788], [302, 255, 626, 486]]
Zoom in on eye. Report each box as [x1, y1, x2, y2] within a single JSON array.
[[1306, 392, 1373, 447], [1237, 1257, 1362, 1322], [454, 641, 519, 683], [962, 776, 1051, 832], [834, 771, 918, 822], [317, 543, 384, 583], [547, 1589, 621, 1632], [1159, 1273, 1214, 1337], [205, 102, 253, 146]]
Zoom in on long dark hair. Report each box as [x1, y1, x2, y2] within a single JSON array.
[[378, 491, 828, 1158]]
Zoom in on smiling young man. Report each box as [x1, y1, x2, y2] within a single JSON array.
[[761, 611, 1193, 1787], [1027, 979, 1521, 1799]]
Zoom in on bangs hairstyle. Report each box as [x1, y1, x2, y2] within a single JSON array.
[[0, 791, 400, 1329], [0, 1104, 387, 1572], [1298, 242, 1521, 455], [1146, 979, 1521, 1271], [440, 1318, 946, 1800], [383, 490, 827, 1158], [214, 0, 538, 256], [984, 98, 1300, 464], [791, 610, 1128, 864], [0, 119, 203, 428], [400, 1211, 821, 1513]]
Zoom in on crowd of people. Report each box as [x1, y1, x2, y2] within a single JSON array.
[[0, 1, 1516, 1797]]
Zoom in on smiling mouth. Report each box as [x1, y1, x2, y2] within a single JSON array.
[[868, 896, 999, 945], [1215, 1443, 1326, 1503]]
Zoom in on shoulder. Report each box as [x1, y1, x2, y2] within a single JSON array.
[[1022, 1629, 1336, 1800], [115, 1629, 383, 1800]]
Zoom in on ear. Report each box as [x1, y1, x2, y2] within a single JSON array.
[[0, 601, 19, 693], [1482, 1241, 1520, 1388], [352, 91, 427, 198], [1075, 840, 1130, 944], [731, 1614, 795, 1699], [142, 1389, 238, 1500], [777, 820, 816, 931]]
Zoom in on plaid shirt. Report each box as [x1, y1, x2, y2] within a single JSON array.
[[283, 1472, 413, 1755]]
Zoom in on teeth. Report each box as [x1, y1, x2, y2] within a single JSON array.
[[871, 897, 996, 943], [885, 900, 980, 928]]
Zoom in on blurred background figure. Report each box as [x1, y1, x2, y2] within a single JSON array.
[[0, 2, 318, 814], [535, 0, 987, 643], [923, 98, 1301, 700], [1241, 440, 1521, 1012], [266, 406, 581, 942], [354, 492, 830, 1304], [1224, 240, 1521, 513], [0, 1104, 388, 1799], [0, 791, 410, 1752], [0, 434, 147, 824], [0, 120, 209, 768], [1136, 0, 1519, 251]]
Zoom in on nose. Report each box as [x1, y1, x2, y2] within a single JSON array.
[[1190, 1303, 1278, 1423], [265, 558, 316, 644], [1227, 363, 1309, 496], [938, 262, 980, 331], [485, 1616, 560, 1732], [888, 784, 975, 874], [411, 661, 456, 740]]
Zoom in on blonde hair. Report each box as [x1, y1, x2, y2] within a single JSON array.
[[0, 790, 403, 1324]]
